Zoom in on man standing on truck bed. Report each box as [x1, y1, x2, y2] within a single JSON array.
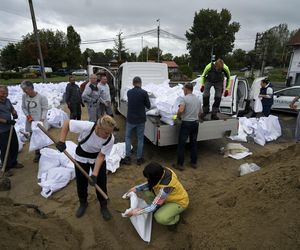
[[173, 82, 202, 171], [200, 59, 230, 120], [123, 76, 151, 166]]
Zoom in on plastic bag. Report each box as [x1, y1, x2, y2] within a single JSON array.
[[239, 163, 261, 176], [38, 148, 61, 179], [47, 108, 68, 128], [29, 121, 53, 152], [254, 97, 262, 113], [122, 192, 152, 242]]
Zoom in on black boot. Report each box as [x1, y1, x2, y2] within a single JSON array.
[[211, 113, 219, 120], [100, 206, 112, 221], [75, 202, 88, 218]]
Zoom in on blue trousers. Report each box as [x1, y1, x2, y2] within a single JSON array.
[[125, 122, 145, 159]]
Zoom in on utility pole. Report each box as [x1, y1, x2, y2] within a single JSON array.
[[260, 35, 268, 77], [157, 19, 160, 62], [28, 0, 46, 82], [117, 32, 123, 62], [141, 36, 143, 62]]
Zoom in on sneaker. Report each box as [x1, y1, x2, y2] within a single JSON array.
[[121, 156, 131, 165], [75, 202, 88, 218], [136, 158, 145, 166], [12, 163, 24, 169], [101, 207, 112, 221], [211, 113, 219, 120], [4, 169, 13, 177], [172, 163, 184, 171]]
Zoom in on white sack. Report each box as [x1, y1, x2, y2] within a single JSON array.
[[122, 192, 152, 243], [146, 108, 159, 116], [38, 148, 61, 179], [39, 167, 75, 198], [29, 121, 53, 152], [106, 143, 126, 173], [47, 108, 68, 128], [58, 141, 77, 169], [254, 97, 263, 113], [239, 163, 261, 176]]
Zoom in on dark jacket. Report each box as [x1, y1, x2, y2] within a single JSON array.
[[66, 83, 82, 104], [260, 83, 274, 107], [127, 86, 150, 124]]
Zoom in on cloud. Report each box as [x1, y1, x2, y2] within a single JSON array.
[[0, 0, 299, 55]]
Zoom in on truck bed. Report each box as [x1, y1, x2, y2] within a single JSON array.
[[119, 101, 238, 146]]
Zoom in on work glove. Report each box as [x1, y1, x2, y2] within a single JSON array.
[[200, 85, 205, 92], [89, 175, 97, 186], [6, 119, 16, 125], [27, 115, 33, 123], [12, 113, 18, 119], [56, 141, 66, 152], [224, 90, 229, 97], [172, 115, 177, 121]]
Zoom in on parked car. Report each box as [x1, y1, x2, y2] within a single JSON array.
[[25, 65, 53, 73], [272, 86, 300, 113], [72, 69, 87, 76], [53, 69, 70, 76]]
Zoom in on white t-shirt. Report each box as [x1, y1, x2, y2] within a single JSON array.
[[69, 120, 114, 164]]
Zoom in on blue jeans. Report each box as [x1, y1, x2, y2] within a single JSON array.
[[177, 121, 199, 166], [125, 122, 145, 159]]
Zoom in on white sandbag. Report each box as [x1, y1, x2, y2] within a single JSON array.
[[39, 167, 75, 198], [29, 121, 53, 152], [106, 143, 126, 173], [146, 108, 159, 116], [38, 148, 61, 179], [222, 143, 252, 159], [254, 97, 263, 113], [239, 163, 261, 176], [122, 192, 152, 243], [47, 107, 68, 128], [58, 141, 77, 169]]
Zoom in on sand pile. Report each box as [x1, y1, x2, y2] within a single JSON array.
[[0, 197, 81, 250]]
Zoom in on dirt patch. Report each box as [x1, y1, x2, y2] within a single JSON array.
[[0, 106, 299, 249]]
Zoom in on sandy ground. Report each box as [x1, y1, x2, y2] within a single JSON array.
[[0, 107, 299, 250]]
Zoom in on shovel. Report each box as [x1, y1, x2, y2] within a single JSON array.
[[37, 123, 108, 200], [0, 125, 14, 191]]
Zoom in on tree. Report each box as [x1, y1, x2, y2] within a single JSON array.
[[261, 24, 290, 67], [186, 8, 240, 70], [66, 25, 81, 69], [113, 32, 128, 62], [0, 43, 19, 70], [174, 54, 191, 65], [162, 53, 173, 61]]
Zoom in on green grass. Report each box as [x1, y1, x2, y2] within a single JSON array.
[[0, 75, 87, 85]]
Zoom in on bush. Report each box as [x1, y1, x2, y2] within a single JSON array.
[[23, 72, 38, 79], [0, 72, 23, 80]]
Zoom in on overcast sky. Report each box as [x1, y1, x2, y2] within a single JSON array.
[[0, 0, 299, 57]]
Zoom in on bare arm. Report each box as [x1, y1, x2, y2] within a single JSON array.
[[177, 104, 185, 119], [59, 120, 70, 142], [92, 152, 105, 176], [290, 96, 300, 109]]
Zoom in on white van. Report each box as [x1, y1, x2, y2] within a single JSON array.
[[191, 75, 250, 116], [114, 62, 239, 146]]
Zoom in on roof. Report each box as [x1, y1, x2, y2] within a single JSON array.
[[287, 30, 300, 46], [162, 61, 179, 68]]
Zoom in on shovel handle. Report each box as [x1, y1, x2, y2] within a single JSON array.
[[37, 123, 108, 200], [1, 125, 14, 176]]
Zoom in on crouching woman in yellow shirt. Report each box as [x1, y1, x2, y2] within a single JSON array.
[[126, 162, 189, 229]]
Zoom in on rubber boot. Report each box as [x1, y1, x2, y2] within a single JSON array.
[[211, 113, 219, 120], [100, 206, 112, 221], [75, 202, 88, 218]]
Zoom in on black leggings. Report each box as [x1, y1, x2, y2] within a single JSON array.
[[75, 161, 107, 207]]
